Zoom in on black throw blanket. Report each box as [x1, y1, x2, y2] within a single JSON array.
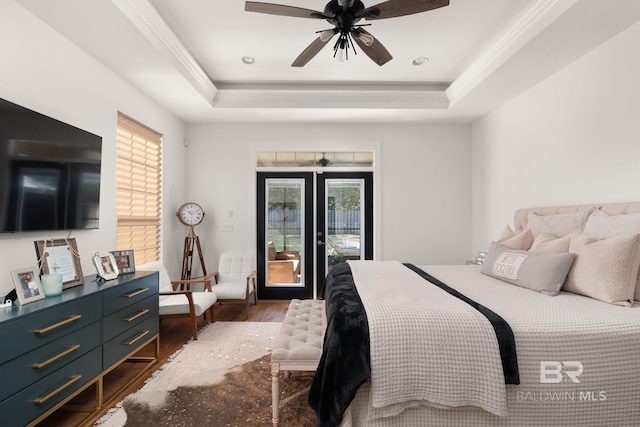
[[308, 263, 370, 427], [308, 262, 519, 427]]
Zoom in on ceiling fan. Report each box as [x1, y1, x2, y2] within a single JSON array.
[[245, 0, 449, 67]]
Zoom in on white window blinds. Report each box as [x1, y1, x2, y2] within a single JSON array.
[[116, 113, 162, 265]]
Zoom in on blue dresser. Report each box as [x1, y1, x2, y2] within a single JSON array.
[[0, 271, 159, 426]]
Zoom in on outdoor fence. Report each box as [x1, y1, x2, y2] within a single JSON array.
[[268, 209, 361, 235]]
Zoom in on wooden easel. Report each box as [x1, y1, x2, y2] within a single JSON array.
[[181, 226, 206, 280]]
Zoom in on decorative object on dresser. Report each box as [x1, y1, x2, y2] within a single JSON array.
[[0, 270, 160, 426], [176, 202, 207, 280], [111, 249, 136, 274], [10, 266, 45, 305], [40, 272, 63, 297], [93, 251, 120, 281], [34, 238, 84, 289]]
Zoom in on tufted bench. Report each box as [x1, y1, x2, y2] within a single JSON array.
[[271, 299, 326, 426]]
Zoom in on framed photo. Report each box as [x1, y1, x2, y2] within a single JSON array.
[[93, 252, 119, 281], [11, 267, 45, 305], [110, 250, 135, 274], [34, 238, 84, 289]]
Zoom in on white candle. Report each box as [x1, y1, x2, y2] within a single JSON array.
[[41, 273, 63, 297]]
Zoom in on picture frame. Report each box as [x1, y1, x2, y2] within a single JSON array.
[[11, 267, 45, 305], [93, 252, 119, 281], [110, 250, 135, 274], [34, 238, 84, 289]]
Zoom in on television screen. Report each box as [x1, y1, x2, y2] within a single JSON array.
[[0, 97, 102, 233]]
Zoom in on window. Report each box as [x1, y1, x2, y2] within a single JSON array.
[[116, 113, 162, 265]]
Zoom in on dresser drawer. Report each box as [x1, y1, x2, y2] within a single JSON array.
[[0, 293, 101, 364], [103, 295, 158, 342], [103, 316, 159, 369], [102, 273, 158, 317], [0, 346, 102, 427], [0, 320, 100, 402]]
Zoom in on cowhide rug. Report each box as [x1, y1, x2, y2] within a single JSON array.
[[122, 354, 315, 426], [96, 322, 316, 427]]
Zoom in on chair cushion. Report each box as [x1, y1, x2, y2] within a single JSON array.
[[217, 253, 255, 282], [159, 292, 217, 316], [137, 261, 173, 292], [212, 281, 253, 300]]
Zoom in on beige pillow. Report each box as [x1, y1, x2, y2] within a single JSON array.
[[583, 210, 640, 300], [527, 208, 595, 237], [564, 232, 640, 307], [530, 232, 571, 254], [496, 225, 534, 250]]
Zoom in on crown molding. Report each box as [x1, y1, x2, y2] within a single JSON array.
[[446, 0, 578, 106], [110, 0, 217, 105], [212, 86, 449, 110]]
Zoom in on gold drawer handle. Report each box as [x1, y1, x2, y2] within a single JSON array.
[[32, 344, 81, 369], [33, 375, 81, 404], [124, 308, 150, 322], [124, 330, 149, 346], [123, 288, 150, 298], [33, 315, 82, 335]]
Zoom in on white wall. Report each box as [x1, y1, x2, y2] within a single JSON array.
[[0, 2, 187, 297], [185, 122, 472, 279], [471, 20, 640, 253]]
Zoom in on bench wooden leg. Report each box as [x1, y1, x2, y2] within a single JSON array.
[[271, 362, 280, 426]]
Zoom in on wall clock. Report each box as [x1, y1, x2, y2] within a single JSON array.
[[176, 202, 205, 227]]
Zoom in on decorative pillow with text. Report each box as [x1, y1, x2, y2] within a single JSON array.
[[481, 241, 575, 296]]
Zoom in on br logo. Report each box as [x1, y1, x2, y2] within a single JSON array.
[[540, 361, 583, 384]]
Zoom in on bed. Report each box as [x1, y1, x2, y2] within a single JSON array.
[[308, 202, 640, 427]]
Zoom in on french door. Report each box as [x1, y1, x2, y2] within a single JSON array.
[[257, 171, 373, 299]]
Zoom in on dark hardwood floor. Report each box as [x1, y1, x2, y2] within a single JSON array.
[[43, 300, 289, 426]]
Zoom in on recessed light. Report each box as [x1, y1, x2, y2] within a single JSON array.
[[412, 57, 429, 66], [242, 56, 256, 65]]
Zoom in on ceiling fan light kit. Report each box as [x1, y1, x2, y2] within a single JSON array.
[[245, 0, 449, 67]]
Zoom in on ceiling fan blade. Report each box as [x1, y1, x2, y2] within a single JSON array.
[[245, 2, 327, 19], [351, 28, 392, 66], [292, 35, 335, 67], [362, 0, 449, 20]]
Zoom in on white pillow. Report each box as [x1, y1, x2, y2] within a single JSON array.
[[527, 208, 595, 238], [584, 209, 640, 239], [563, 232, 640, 307]]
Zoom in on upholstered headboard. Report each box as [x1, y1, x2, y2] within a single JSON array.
[[514, 202, 640, 233]]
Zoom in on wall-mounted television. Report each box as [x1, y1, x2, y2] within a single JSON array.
[[0, 97, 102, 233]]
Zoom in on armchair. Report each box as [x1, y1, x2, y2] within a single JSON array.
[[137, 261, 217, 340], [267, 241, 300, 284], [211, 253, 257, 320]]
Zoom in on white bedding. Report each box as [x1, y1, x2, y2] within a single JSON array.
[[340, 264, 640, 427], [349, 261, 507, 418]]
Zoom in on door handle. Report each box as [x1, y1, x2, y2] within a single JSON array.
[[317, 240, 325, 246]]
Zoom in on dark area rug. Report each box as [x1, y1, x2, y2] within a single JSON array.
[[122, 354, 316, 427]]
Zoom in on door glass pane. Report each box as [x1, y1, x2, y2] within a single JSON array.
[[326, 179, 363, 270], [265, 179, 304, 287]]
